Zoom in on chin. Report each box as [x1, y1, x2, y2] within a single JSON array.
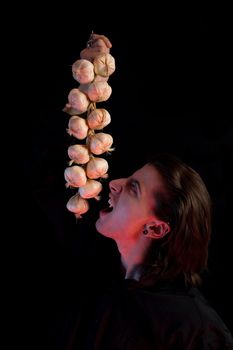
[[95, 219, 113, 239], [95, 217, 105, 235]]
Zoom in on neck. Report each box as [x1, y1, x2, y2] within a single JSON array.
[[116, 236, 152, 281]]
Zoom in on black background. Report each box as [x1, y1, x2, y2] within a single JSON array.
[[9, 3, 233, 347]]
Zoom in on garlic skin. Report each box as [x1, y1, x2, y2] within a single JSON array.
[[86, 81, 112, 102], [87, 109, 111, 130], [93, 75, 109, 83], [80, 37, 111, 62], [64, 88, 90, 115], [64, 165, 87, 188], [88, 132, 114, 155], [68, 144, 90, 164], [72, 59, 95, 84], [86, 157, 109, 179], [93, 53, 115, 77], [67, 116, 89, 140], [79, 179, 103, 200], [79, 81, 112, 103], [66, 194, 89, 218]]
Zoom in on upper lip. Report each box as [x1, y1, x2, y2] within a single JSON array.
[[108, 193, 114, 208]]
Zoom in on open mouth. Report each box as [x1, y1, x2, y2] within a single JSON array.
[[100, 197, 114, 216]]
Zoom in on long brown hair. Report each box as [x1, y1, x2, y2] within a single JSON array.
[[145, 153, 212, 286]]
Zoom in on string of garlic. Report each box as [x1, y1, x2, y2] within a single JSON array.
[[64, 32, 116, 218]]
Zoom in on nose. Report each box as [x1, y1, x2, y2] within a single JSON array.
[[109, 178, 124, 194]]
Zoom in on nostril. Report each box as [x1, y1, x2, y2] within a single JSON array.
[[109, 179, 121, 193]]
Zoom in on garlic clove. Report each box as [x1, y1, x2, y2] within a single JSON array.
[[86, 157, 109, 179], [79, 82, 112, 103], [78, 179, 103, 199], [80, 37, 110, 62], [64, 165, 87, 188], [88, 132, 114, 155], [87, 109, 111, 130], [68, 144, 90, 164], [67, 116, 89, 140], [66, 194, 89, 218], [65, 88, 90, 114], [93, 53, 116, 77], [72, 59, 95, 84]]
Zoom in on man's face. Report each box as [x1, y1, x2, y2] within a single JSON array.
[[95, 163, 165, 243]]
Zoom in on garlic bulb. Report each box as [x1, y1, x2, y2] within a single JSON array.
[[86, 81, 112, 102], [66, 193, 89, 218], [86, 157, 109, 179], [67, 115, 89, 140], [93, 53, 116, 77], [87, 109, 111, 130], [79, 81, 112, 103], [68, 144, 90, 164], [80, 38, 110, 62], [64, 33, 115, 218], [72, 59, 95, 84], [64, 165, 87, 188], [88, 132, 114, 155], [78, 179, 103, 199], [64, 88, 90, 115]]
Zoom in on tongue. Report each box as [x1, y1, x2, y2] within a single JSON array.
[[100, 206, 113, 217], [103, 206, 113, 213]]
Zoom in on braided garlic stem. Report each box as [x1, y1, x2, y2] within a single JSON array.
[[64, 33, 116, 218]]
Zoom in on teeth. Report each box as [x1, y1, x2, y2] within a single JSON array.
[[108, 199, 113, 208]]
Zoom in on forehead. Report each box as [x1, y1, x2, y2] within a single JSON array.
[[132, 164, 164, 193]]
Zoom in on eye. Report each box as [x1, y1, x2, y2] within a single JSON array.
[[128, 180, 138, 195]]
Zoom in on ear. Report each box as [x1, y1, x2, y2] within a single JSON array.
[[145, 220, 171, 240]]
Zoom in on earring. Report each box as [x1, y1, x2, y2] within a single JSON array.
[[143, 228, 148, 235]]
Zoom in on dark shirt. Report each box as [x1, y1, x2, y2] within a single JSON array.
[[59, 278, 233, 350]]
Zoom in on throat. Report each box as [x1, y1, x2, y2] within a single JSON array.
[[125, 264, 146, 281]]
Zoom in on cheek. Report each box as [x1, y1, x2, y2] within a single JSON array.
[[115, 202, 137, 220], [97, 206, 134, 234], [114, 204, 145, 230]]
